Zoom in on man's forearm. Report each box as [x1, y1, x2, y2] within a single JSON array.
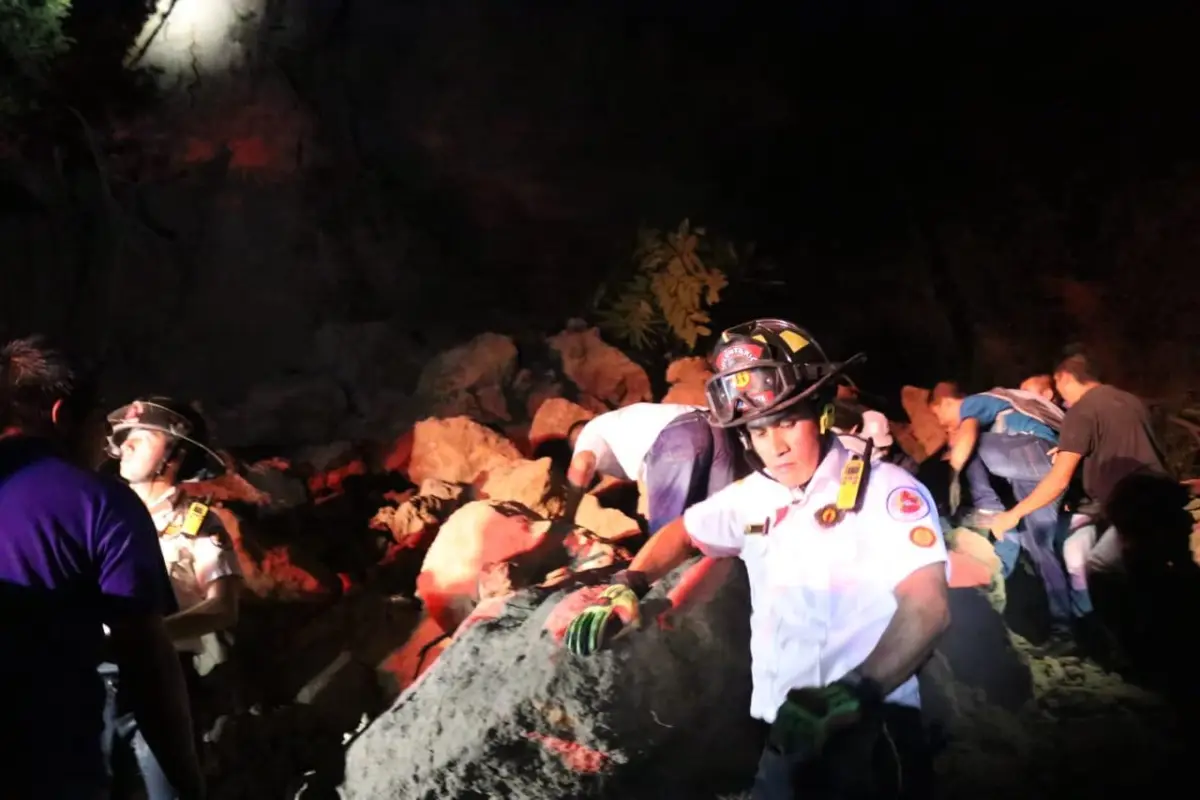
[[856, 576, 950, 695], [566, 452, 597, 491], [562, 481, 586, 523], [948, 421, 978, 472], [622, 518, 699, 589], [165, 596, 236, 642]]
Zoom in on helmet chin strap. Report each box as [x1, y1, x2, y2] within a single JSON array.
[[151, 437, 182, 482], [738, 402, 835, 486]]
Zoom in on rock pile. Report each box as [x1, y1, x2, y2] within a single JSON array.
[[174, 329, 1190, 798], [343, 558, 761, 800]]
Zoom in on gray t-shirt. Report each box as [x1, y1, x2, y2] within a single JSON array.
[[1058, 384, 1168, 507]]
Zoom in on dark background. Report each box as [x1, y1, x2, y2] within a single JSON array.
[[2, 0, 1198, 406]]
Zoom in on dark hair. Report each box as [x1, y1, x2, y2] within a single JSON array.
[[566, 418, 590, 446], [0, 335, 75, 433], [1055, 345, 1100, 383]]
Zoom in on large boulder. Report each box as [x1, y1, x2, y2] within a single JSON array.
[[528, 397, 595, 449], [343, 558, 760, 799], [415, 499, 632, 635], [900, 385, 947, 462], [476, 457, 566, 518], [211, 507, 335, 600], [213, 376, 352, 450], [547, 322, 653, 411], [660, 356, 711, 405], [415, 332, 519, 423], [403, 416, 524, 485]]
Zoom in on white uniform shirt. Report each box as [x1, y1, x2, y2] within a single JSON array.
[[572, 403, 703, 481], [150, 489, 243, 654], [682, 440, 948, 723]]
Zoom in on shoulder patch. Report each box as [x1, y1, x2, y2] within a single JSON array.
[[909, 526, 937, 548], [886, 486, 929, 522]]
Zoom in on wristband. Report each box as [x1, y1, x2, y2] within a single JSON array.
[[610, 569, 652, 599], [838, 669, 885, 706]]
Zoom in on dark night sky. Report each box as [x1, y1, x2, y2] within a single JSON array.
[[356, 1, 1200, 385], [8, 0, 1200, 400]]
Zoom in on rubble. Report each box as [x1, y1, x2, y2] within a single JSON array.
[[660, 356, 711, 405], [547, 322, 653, 411], [415, 499, 633, 636], [150, 331, 1193, 798], [343, 558, 761, 800], [369, 478, 467, 550], [211, 507, 334, 600], [402, 415, 523, 484], [415, 332, 519, 422], [528, 397, 595, 449]]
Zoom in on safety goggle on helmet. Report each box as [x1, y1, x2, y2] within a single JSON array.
[[104, 398, 225, 472], [704, 318, 866, 428]]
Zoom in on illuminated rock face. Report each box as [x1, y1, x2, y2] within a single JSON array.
[[121, 0, 309, 178], [130, 0, 265, 81]]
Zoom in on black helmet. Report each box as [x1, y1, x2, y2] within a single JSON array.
[[105, 397, 226, 479], [704, 318, 865, 429]]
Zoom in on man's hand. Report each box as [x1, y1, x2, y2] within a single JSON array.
[[987, 509, 1021, 540], [768, 681, 870, 757], [563, 584, 641, 656], [948, 470, 962, 515]]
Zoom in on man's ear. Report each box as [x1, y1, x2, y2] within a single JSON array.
[[51, 397, 64, 427]]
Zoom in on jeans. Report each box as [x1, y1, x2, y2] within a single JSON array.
[[976, 433, 1074, 622], [993, 535, 1023, 579], [1059, 516, 1117, 617], [100, 659, 196, 800], [643, 411, 736, 534], [962, 452, 1004, 513], [751, 704, 931, 800]]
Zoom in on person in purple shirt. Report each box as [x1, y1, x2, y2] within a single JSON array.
[[0, 336, 204, 799]]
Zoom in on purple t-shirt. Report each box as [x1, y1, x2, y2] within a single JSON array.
[[0, 436, 173, 794]]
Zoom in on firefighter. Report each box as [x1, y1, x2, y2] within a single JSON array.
[[563, 319, 950, 799]]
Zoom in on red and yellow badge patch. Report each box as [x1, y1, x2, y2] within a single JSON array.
[[909, 526, 937, 548], [887, 486, 928, 522], [815, 504, 843, 528]]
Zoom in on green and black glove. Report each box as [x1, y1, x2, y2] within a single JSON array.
[[564, 571, 649, 656], [767, 674, 883, 758]]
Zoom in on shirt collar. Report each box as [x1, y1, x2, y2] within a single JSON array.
[[146, 486, 181, 533]]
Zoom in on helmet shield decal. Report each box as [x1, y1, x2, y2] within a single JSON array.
[[712, 341, 765, 373]]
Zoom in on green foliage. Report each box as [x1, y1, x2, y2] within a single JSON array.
[[593, 219, 736, 351], [0, 0, 74, 117]]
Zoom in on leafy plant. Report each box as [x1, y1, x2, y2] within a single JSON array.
[[593, 219, 735, 351], [0, 0, 74, 117]]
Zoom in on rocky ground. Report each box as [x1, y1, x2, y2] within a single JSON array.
[[164, 324, 1192, 799]]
